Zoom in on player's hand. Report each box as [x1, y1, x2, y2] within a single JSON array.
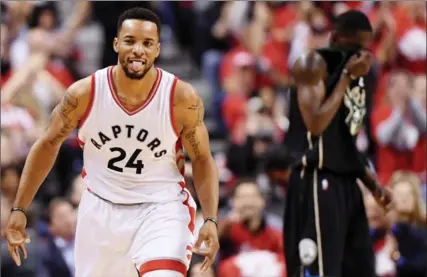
[[192, 221, 220, 273], [345, 50, 373, 78], [373, 187, 393, 211], [5, 211, 30, 266]]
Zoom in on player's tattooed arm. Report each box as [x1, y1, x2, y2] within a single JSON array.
[[175, 80, 219, 221], [45, 77, 91, 147], [12, 76, 92, 210], [47, 91, 79, 146]]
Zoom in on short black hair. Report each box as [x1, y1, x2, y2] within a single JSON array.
[[117, 7, 161, 38], [334, 10, 373, 35]]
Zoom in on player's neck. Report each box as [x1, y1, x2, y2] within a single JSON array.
[[114, 66, 157, 96]]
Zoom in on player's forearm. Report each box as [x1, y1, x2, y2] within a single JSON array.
[[311, 74, 351, 134], [191, 157, 219, 220], [13, 140, 61, 209], [360, 167, 383, 196]]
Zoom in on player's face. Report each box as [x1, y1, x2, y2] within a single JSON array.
[[114, 19, 160, 80]]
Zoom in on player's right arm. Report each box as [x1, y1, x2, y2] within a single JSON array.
[[6, 76, 91, 266], [293, 50, 372, 136], [293, 51, 350, 136], [13, 76, 92, 210]]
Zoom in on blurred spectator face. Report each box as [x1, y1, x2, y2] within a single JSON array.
[[114, 19, 160, 80], [413, 75, 426, 104], [232, 182, 265, 221], [365, 194, 387, 230], [389, 171, 426, 226], [38, 9, 56, 30], [309, 8, 329, 35], [49, 200, 77, 241], [1, 166, 20, 199], [189, 262, 215, 277], [392, 181, 415, 215]]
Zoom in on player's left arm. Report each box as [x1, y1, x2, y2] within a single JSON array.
[[357, 153, 392, 209], [174, 81, 219, 221]]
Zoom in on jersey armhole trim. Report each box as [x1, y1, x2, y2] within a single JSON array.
[[78, 73, 95, 129], [169, 76, 180, 137]]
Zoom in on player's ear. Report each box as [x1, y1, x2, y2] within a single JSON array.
[[113, 37, 119, 53], [155, 42, 161, 59]]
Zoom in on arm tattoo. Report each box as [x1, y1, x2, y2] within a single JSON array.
[[48, 92, 78, 146], [187, 94, 205, 128], [184, 129, 201, 157], [184, 91, 204, 157]]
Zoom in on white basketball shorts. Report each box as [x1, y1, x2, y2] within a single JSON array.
[[74, 183, 197, 277]]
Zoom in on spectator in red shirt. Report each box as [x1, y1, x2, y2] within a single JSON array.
[[371, 71, 426, 184], [217, 178, 283, 263], [218, 250, 286, 277], [394, 2, 426, 74]]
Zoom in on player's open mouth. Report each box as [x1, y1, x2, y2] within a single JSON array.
[[128, 60, 145, 71]]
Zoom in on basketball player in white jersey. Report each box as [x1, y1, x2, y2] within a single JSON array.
[[5, 8, 219, 277]]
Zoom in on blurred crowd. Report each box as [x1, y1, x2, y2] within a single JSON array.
[[1, 1, 426, 277]]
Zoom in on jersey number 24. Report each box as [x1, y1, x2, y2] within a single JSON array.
[[107, 147, 144, 174]]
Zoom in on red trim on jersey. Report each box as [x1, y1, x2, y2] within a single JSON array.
[[169, 77, 180, 137], [78, 74, 95, 129], [77, 137, 85, 149], [81, 168, 87, 178], [179, 181, 196, 235], [175, 138, 185, 176], [178, 181, 186, 190], [139, 259, 187, 277], [107, 66, 162, 115]]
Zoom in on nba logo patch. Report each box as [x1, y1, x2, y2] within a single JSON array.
[[321, 179, 328, 190]]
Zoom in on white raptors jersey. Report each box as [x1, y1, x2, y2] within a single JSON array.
[[78, 66, 186, 204]]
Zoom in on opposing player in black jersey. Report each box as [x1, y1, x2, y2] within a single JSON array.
[[283, 10, 392, 277]]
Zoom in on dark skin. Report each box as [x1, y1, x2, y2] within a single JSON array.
[[5, 19, 220, 272], [292, 30, 392, 207]]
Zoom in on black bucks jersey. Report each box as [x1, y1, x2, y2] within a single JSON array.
[[284, 48, 373, 175]]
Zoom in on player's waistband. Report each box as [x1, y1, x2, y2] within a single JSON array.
[[85, 180, 187, 206], [86, 188, 146, 206]]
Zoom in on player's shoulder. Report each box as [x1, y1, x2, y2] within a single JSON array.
[[172, 78, 200, 108], [67, 75, 92, 99], [291, 50, 327, 85], [293, 50, 327, 71], [60, 75, 94, 117]]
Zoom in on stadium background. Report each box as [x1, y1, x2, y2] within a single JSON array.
[[1, 1, 426, 277]]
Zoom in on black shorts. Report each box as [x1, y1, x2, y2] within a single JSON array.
[[284, 168, 375, 277]]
